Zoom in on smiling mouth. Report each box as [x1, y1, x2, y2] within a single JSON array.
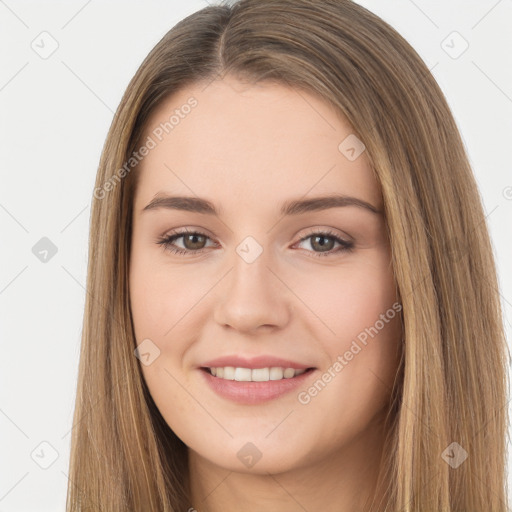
[[201, 366, 316, 382]]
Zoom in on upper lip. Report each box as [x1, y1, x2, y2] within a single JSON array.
[[200, 355, 314, 370]]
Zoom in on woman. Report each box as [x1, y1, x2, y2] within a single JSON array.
[[67, 0, 510, 510]]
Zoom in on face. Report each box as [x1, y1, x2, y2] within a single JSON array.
[[129, 76, 402, 475]]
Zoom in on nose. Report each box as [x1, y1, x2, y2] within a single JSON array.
[[213, 248, 291, 333]]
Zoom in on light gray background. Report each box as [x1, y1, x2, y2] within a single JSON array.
[[1, 1, 511, 510]]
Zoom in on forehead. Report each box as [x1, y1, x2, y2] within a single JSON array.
[[133, 76, 382, 212]]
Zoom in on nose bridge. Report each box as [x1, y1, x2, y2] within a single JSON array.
[[231, 235, 271, 290], [213, 234, 290, 332]]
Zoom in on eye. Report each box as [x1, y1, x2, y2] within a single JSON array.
[[294, 229, 354, 258], [156, 229, 216, 256]]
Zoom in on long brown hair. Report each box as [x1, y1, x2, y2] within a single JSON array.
[[66, 0, 510, 510]]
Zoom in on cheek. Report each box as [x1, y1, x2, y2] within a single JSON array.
[[289, 255, 397, 344], [130, 255, 203, 431], [291, 254, 401, 401], [129, 248, 204, 342]]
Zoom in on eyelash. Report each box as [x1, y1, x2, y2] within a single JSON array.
[[156, 228, 354, 258]]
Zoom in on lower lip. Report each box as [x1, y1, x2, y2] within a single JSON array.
[[199, 368, 316, 405]]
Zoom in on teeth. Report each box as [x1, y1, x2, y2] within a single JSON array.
[[252, 368, 269, 381], [234, 367, 251, 381], [208, 366, 307, 382], [269, 367, 284, 380], [224, 366, 236, 380], [283, 368, 295, 378]]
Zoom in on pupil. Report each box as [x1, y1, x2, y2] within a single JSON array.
[[314, 235, 333, 252], [186, 234, 205, 249]]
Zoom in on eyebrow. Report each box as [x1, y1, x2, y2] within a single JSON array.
[[142, 193, 382, 216]]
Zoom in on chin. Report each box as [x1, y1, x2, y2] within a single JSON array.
[[194, 439, 311, 475]]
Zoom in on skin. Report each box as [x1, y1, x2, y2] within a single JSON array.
[[129, 75, 402, 512]]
